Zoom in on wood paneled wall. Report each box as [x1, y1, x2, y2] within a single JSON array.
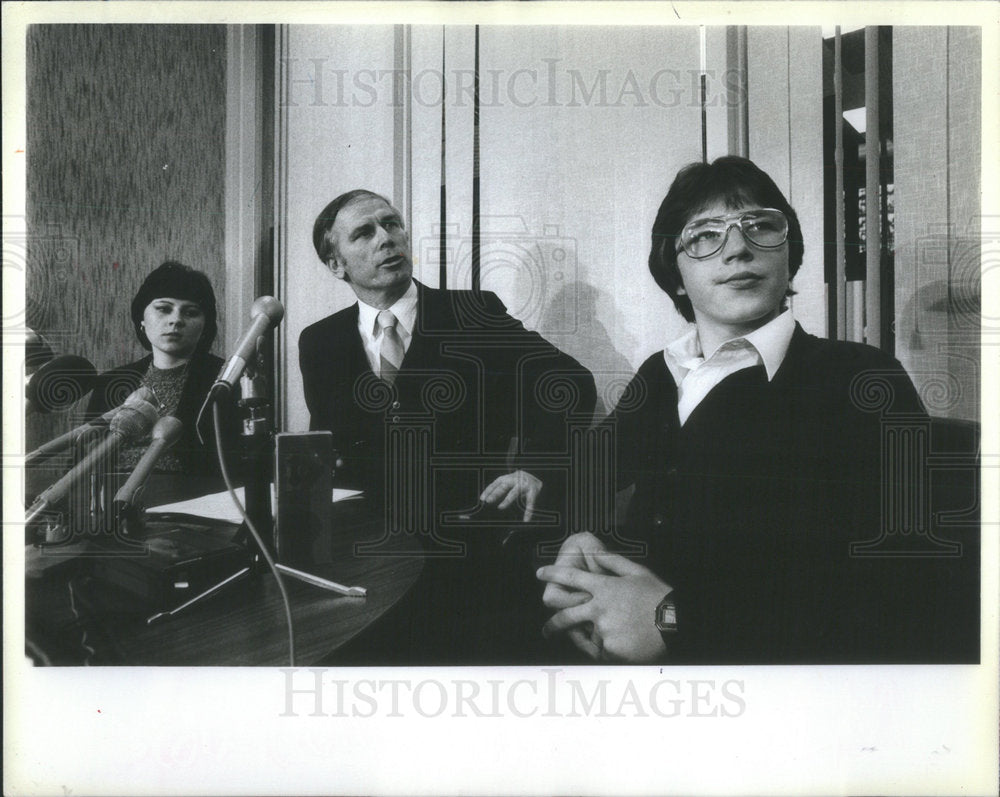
[[26, 24, 228, 449]]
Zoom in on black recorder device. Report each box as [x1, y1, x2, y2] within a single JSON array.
[[274, 431, 335, 569]]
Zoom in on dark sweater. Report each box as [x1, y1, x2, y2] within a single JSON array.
[[85, 352, 239, 478], [607, 325, 979, 664]]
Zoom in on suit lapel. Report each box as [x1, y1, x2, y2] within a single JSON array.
[[330, 303, 373, 378], [402, 281, 455, 372], [333, 282, 460, 377]]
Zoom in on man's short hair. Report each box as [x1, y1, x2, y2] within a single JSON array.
[[312, 189, 393, 266], [648, 156, 805, 323]]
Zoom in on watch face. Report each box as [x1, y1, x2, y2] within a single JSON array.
[[656, 598, 678, 632]]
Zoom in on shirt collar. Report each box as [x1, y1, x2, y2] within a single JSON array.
[[744, 309, 795, 380], [663, 309, 795, 383], [357, 280, 418, 338], [663, 325, 702, 385]]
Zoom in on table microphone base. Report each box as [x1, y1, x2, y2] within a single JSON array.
[[90, 519, 252, 619]]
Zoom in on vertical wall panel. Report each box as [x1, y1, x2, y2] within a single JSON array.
[[408, 26, 447, 288], [946, 27, 982, 423], [746, 27, 826, 335], [893, 29, 948, 401], [785, 28, 827, 336], [226, 25, 269, 368], [439, 27, 477, 292], [894, 27, 980, 421], [747, 28, 792, 186], [409, 27, 477, 291], [276, 26, 397, 432], [704, 26, 733, 163], [26, 24, 227, 450]]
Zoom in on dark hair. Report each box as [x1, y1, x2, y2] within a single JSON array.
[[648, 156, 804, 323], [130, 261, 218, 354], [312, 189, 393, 266]]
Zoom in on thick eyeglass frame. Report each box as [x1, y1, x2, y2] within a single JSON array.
[[675, 208, 789, 260]]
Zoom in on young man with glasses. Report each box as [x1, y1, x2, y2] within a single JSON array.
[[537, 157, 978, 665]]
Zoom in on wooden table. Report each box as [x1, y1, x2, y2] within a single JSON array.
[[25, 495, 423, 666]]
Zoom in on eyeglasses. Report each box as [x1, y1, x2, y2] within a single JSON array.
[[675, 208, 789, 260]]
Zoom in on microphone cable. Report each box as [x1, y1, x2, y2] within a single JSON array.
[[211, 402, 296, 666]]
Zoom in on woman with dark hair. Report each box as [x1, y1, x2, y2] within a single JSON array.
[[86, 261, 230, 476], [537, 157, 976, 664]]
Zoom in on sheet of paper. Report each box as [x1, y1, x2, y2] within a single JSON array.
[[148, 486, 363, 524]]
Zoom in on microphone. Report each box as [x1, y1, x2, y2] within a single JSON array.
[[113, 416, 183, 507], [26, 354, 98, 413], [25, 386, 156, 466], [26, 396, 160, 524], [213, 296, 284, 394]]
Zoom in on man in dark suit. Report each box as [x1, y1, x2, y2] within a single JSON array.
[[300, 189, 596, 662]]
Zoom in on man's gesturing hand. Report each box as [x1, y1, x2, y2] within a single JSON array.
[[536, 534, 670, 663], [480, 469, 542, 521]]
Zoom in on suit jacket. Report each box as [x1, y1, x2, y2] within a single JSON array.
[[299, 281, 596, 523], [606, 324, 979, 663], [85, 352, 238, 478]]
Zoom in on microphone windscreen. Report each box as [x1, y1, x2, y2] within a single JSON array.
[[121, 385, 157, 410], [151, 415, 184, 446], [26, 355, 98, 412], [251, 295, 284, 324], [25, 330, 56, 373], [109, 399, 160, 441]]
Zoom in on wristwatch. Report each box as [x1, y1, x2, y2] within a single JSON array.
[[655, 592, 678, 633]]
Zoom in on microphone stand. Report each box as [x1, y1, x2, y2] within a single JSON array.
[[234, 367, 275, 566], [222, 356, 358, 591], [142, 348, 364, 631], [143, 363, 274, 625]]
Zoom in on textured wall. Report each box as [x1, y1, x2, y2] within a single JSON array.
[[26, 24, 227, 449]]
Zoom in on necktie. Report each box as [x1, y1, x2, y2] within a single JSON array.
[[377, 310, 404, 384]]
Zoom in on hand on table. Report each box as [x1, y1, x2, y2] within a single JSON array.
[[536, 531, 670, 663], [480, 469, 542, 522]]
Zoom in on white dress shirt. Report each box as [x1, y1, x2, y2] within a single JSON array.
[[663, 310, 795, 425], [356, 280, 418, 374]]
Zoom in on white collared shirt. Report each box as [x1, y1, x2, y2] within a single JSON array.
[[356, 280, 418, 374], [663, 310, 795, 425]]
